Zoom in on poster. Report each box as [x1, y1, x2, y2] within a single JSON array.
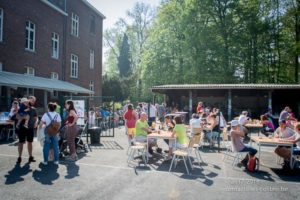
[[73, 100, 85, 125]]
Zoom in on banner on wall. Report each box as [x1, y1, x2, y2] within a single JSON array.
[[73, 100, 85, 125]]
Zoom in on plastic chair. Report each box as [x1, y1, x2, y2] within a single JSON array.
[[127, 142, 147, 166], [169, 135, 200, 174]]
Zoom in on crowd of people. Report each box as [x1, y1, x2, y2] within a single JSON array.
[[7, 96, 80, 165], [123, 101, 300, 171], [3, 97, 300, 171]]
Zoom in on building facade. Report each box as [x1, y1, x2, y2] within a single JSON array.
[[0, 0, 104, 109]]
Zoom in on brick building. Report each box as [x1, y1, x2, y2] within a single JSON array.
[[0, 0, 104, 111]]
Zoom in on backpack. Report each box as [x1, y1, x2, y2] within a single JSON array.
[[46, 113, 61, 136], [247, 154, 259, 172]]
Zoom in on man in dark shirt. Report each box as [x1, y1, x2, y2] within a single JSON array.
[[17, 96, 38, 164]]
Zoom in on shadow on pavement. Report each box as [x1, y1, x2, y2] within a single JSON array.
[[60, 161, 80, 179], [4, 162, 32, 185], [32, 163, 59, 185], [270, 167, 300, 182]]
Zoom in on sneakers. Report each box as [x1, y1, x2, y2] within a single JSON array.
[[17, 157, 22, 164], [54, 161, 59, 165], [29, 156, 36, 163], [41, 161, 48, 165]]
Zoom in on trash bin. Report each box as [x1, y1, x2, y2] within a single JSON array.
[[88, 127, 101, 144]]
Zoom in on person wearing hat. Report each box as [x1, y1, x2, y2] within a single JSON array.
[[16, 97, 30, 129], [230, 120, 257, 167]]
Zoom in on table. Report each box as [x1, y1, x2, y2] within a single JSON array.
[[146, 131, 176, 161], [250, 135, 294, 169], [0, 120, 16, 141], [245, 123, 263, 136]]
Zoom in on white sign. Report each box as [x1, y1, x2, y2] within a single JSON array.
[[73, 100, 85, 125]]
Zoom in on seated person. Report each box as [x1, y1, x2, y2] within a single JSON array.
[[281, 122, 300, 156], [274, 120, 296, 168], [260, 115, 275, 136], [164, 115, 175, 131], [189, 113, 202, 136], [167, 116, 189, 159], [230, 120, 257, 166], [205, 113, 219, 146], [134, 112, 156, 157]]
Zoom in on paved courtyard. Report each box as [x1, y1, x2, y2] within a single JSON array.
[[0, 127, 299, 200]]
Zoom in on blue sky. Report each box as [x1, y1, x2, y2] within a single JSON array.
[[87, 0, 161, 30]]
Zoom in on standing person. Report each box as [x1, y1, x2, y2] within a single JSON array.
[[64, 100, 78, 161], [148, 103, 157, 126], [17, 96, 38, 164], [157, 103, 166, 123], [124, 104, 137, 143], [238, 111, 250, 136], [196, 102, 203, 114], [40, 102, 61, 165]]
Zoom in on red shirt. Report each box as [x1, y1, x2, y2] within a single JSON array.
[[124, 110, 136, 128], [196, 105, 203, 114]]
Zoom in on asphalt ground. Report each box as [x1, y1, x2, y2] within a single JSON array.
[[0, 127, 299, 200]]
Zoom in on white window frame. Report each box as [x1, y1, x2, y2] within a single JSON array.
[[51, 72, 59, 79], [25, 20, 36, 51], [51, 32, 59, 59], [90, 49, 94, 69], [70, 54, 78, 78], [26, 67, 35, 76], [71, 13, 79, 37], [0, 8, 3, 42]]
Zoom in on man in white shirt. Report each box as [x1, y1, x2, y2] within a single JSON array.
[[238, 111, 249, 136]]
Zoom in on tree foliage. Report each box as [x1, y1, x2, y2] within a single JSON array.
[[103, 0, 300, 102]]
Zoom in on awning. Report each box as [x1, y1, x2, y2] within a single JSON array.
[[0, 71, 93, 94], [151, 84, 300, 93]]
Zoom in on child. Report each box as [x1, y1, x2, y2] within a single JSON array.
[[260, 115, 275, 136], [16, 98, 30, 129], [9, 101, 19, 120]]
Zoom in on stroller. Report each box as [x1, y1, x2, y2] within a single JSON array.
[[58, 122, 88, 158]]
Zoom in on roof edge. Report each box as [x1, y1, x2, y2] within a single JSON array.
[[82, 0, 106, 19]]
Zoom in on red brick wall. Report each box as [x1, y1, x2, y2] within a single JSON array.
[[0, 0, 103, 96]]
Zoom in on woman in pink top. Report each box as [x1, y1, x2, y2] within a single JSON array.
[[260, 115, 275, 136]]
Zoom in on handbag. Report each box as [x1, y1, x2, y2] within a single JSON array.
[[37, 126, 45, 147]]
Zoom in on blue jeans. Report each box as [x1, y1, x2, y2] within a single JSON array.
[[43, 133, 59, 162], [240, 144, 257, 156]]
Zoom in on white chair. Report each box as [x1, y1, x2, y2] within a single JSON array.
[[127, 142, 147, 166], [223, 141, 247, 167]]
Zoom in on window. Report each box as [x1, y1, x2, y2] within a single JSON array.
[[51, 32, 59, 59], [71, 13, 79, 37], [25, 21, 36, 51], [90, 49, 94, 69], [26, 67, 35, 76], [52, 90, 58, 98], [70, 54, 78, 78], [90, 15, 95, 34], [51, 72, 59, 79], [0, 8, 3, 42]]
